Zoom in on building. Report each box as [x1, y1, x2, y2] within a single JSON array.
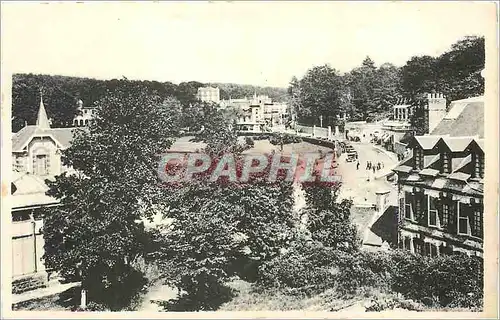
[[220, 93, 288, 132], [380, 94, 447, 157], [264, 102, 288, 125], [11, 95, 76, 288], [196, 86, 220, 104], [392, 95, 484, 257], [379, 98, 413, 154], [12, 95, 76, 176], [73, 99, 95, 127]]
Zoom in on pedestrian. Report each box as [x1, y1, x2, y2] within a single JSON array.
[[356, 161, 360, 170], [366, 161, 369, 170], [372, 166, 376, 174]]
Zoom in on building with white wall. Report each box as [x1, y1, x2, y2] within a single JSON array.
[[196, 86, 220, 103]]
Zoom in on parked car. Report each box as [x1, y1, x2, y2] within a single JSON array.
[[346, 153, 357, 162]]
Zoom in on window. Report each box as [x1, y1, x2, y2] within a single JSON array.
[[428, 196, 439, 227], [442, 152, 451, 173], [404, 192, 414, 220], [33, 154, 50, 176], [458, 203, 471, 235], [414, 239, 422, 255], [430, 244, 438, 257], [474, 154, 484, 178], [404, 237, 411, 251], [440, 203, 450, 229], [414, 196, 422, 221], [471, 207, 483, 238], [414, 148, 423, 169]]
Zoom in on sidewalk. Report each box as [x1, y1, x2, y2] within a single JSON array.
[[12, 281, 80, 305]]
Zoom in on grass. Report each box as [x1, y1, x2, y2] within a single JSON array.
[[219, 280, 370, 312], [12, 286, 79, 311]]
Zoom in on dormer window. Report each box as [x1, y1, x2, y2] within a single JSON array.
[[414, 148, 423, 169], [442, 152, 451, 173]]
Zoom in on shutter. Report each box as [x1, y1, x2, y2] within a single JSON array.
[[398, 197, 405, 222], [448, 201, 457, 234], [419, 194, 428, 226]]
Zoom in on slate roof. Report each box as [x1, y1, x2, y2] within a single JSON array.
[[12, 126, 76, 152], [431, 96, 484, 138], [442, 137, 475, 152]]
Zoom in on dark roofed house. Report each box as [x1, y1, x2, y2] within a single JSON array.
[[392, 95, 485, 258]]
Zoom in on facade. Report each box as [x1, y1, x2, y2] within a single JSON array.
[[392, 96, 485, 257], [12, 97, 75, 176], [196, 86, 220, 104]]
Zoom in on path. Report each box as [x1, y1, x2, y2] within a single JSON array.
[[137, 281, 178, 312], [12, 280, 80, 305]]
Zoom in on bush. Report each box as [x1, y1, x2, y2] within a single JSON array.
[[257, 244, 483, 310], [82, 263, 147, 311], [245, 137, 255, 148], [159, 272, 235, 311], [379, 250, 483, 309]]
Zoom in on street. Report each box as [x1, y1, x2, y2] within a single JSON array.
[[336, 140, 398, 205]]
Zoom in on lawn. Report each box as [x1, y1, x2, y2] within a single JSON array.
[[12, 286, 79, 311]]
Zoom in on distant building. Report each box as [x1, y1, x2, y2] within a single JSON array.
[[73, 99, 95, 127], [220, 93, 288, 132], [392, 95, 484, 257], [197, 86, 220, 104], [381, 93, 448, 158]]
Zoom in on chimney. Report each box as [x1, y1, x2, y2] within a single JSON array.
[[375, 189, 391, 216], [427, 92, 447, 134]]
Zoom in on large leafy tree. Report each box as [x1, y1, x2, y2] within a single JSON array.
[[292, 64, 346, 126], [43, 89, 182, 310], [155, 107, 299, 310], [302, 183, 359, 252]]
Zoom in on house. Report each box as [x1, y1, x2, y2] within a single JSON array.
[[220, 93, 289, 132], [196, 86, 220, 104], [11, 94, 77, 289], [12, 95, 76, 176], [73, 99, 95, 127], [392, 96, 484, 257]]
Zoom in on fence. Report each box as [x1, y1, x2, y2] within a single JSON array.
[[295, 124, 343, 140]]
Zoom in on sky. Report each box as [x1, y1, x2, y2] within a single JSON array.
[[0, 1, 495, 88]]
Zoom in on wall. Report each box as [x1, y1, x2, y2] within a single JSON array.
[[12, 216, 45, 279], [27, 136, 61, 176]]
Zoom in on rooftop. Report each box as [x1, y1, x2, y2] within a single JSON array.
[[431, 96, 484, 138]]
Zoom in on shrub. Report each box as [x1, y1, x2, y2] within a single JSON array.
[[245, 137, 255, 147]]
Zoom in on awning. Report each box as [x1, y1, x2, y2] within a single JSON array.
[[424, 188, 441, 198]]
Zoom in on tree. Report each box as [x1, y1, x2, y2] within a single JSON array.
[[302, 183, 359, 251], [293, 64, 346, 126], [345, 56, 381, 121], [400, 55, 438, 96], [43, 89, 182, 310], [268, 132, 302, 151]]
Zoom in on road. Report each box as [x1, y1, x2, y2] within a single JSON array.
[[336, 141, 398, 205]]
